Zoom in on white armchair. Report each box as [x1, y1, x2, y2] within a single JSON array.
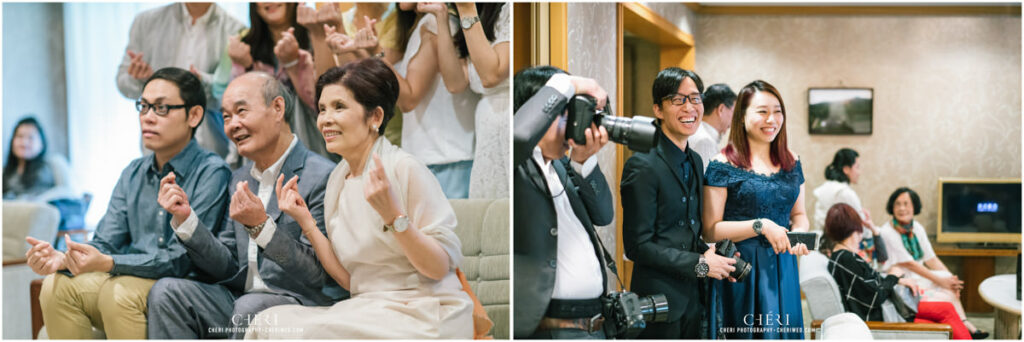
[[3, 201, 60, 339], [800, 251, 952, 339]]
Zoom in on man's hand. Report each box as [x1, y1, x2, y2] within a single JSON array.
[[25, 236, 66, 275], [568, 76, 608, 110], [568, 124, 608, 163], [230, 181, 268, 229], [703, 244, 738, 282], [158, 172, 192, 226], [125, 50, 154, 81], [65, 236, 114, 275]]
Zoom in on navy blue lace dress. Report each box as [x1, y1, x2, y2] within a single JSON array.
[[705, 159, 805, 339]]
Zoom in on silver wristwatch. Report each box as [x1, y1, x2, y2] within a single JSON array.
[[384, 215, 409, 233], [753, 218, 764, 235], [245, 220, 267, 237], [695, 256, 709, 278], [460, 16, 480, 30]]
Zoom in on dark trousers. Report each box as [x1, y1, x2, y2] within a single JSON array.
[[146, 278, 300, 339], [637, 314, 702, 339]]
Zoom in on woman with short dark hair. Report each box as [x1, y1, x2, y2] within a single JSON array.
[[246, 58, 472, 338], [876, 187, 987, 338], [824, 203, 972, 339]]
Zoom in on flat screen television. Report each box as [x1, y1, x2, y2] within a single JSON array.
[[936, 178, 1021, 244]]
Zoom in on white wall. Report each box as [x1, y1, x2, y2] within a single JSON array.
[[3, 3, 68, 159]]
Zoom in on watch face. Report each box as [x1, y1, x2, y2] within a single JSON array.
[[461, 16, 478, 29], [394, 216, 409, 232], [697, 262, 709, 277]]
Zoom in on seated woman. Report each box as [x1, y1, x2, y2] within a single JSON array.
[[3, 116, 77, 202], [245, 58, 472, 339], [823, 203, 972, 340], [4, 116, 86, 248], [877, 187, 988, 339]]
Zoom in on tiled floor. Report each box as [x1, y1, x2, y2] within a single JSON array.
[[800, 299, 997, 339]]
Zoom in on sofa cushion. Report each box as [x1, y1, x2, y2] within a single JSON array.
[[450, 198, 509, 339], [3, 201, 60, 261]]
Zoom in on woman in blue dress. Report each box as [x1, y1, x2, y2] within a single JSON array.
[[702, 80, 810, 339]]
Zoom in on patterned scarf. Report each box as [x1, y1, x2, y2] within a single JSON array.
[[892, 219, 923, 261]]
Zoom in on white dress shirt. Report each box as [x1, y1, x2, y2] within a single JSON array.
[[688, 121, 722, 171], [174, 4, 213, 76], [173, 136, 299, 293], [532, 147, 604, 299]]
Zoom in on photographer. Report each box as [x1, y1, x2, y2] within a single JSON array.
[[512, 65, 615, 339], [621, 67, 737, 339]]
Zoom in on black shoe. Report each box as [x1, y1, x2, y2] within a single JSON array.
[[970, 330, 989, 339]]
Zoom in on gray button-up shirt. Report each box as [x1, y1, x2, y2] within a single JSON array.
[[88, 139, 231, 279]]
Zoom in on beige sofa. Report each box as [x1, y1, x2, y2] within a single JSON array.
[[450, 198, 510, 339], [3, 201, 60, 339], [30, 198, 511, 340]]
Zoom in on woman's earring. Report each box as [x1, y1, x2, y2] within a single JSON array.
[[371, 124, 378, 132]]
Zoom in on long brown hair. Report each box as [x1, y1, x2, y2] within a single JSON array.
[[722, 80, 796, 171]]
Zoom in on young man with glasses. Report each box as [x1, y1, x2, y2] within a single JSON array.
[[24, 67, 231, 339], [620, 67, 737, 339]]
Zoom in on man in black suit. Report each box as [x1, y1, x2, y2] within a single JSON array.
[[620, 67, 738, 339], [512, 66, 615, 339]]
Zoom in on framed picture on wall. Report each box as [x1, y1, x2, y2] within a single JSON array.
[[808, 88, 873, 135]]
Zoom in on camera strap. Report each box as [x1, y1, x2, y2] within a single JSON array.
[[589, 226, 626, 292]]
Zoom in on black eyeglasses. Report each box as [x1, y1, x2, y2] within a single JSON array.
[[662, 93, 702, 106], [136, 100, 188, 116]]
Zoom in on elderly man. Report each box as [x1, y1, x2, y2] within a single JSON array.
[[147, 72, 337, 339]]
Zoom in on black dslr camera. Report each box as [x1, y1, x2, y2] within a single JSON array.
[[566, 94, 659, 153], [715, 239, 752, 281], [601, 291, 669, 339]]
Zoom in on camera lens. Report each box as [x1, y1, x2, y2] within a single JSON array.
[[596, 115, 658, 153], [638, 294, 670, 323], [732, 259, 751, 281], [716, 239, 751, 281]]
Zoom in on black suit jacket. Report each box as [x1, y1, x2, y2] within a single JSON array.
[[512, 86, 615, 338], [620, 135, 709, 323]]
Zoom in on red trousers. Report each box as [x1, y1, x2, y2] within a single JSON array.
[[913, 301, 972, 340]]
